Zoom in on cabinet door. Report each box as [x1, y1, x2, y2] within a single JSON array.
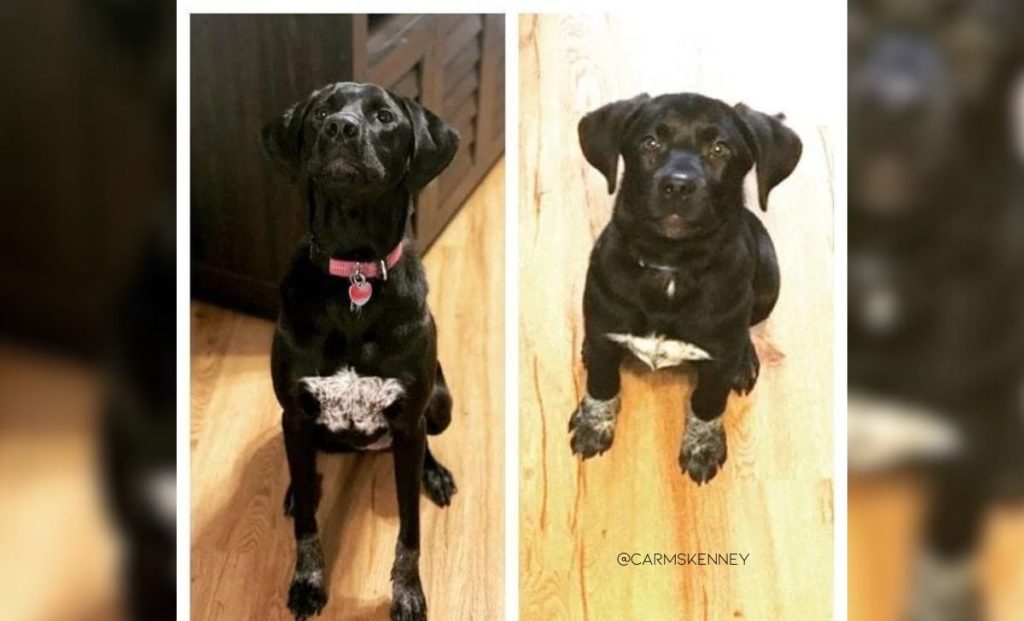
[[190, 14, 358, 316]]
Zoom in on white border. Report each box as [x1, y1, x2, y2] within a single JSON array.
[[828, 2, 850, 619], [503, 15, 521, 621]]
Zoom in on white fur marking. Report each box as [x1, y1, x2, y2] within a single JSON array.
[[666, 278, 676, 298], [907, 548, 978, 621], [606, 333, 711, 369], [300, 368, 404, 450], [848, 393, 962, 472]]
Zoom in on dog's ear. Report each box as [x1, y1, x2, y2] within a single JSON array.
[[395, 95, 460, 192], [261, 90, 321, 181], [734, 103, 803, 211], [578, 94, 650, 194]]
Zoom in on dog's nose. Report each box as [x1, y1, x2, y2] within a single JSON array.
[[325, 117, 360, 140], [660, 172, 698, 196]]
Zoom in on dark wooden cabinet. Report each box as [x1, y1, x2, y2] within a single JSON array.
[[190, 14, 504, 317]]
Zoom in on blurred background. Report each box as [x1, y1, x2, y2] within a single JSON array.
[[0, 1, 175, 620], [848, 0, 1024, 620]]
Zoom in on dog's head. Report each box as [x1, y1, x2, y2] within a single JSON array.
[[849, 0, 1023, 216], [261, 82, 459, 197], [579, 93, 801, 241]]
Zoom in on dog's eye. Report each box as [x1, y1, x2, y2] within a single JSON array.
[[709, 141, 730, 158], [314, 107, 328, 121], [641, 136, 660, 152], [377, 109, 395, 124]]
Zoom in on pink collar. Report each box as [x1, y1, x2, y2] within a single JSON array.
[[325, 242, 404, 280]]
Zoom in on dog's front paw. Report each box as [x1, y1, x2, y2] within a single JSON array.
[[287, 571, 326, 620], [390, 544, 426, 621], [679, 413, 727, 485], [288, 535, 326, 620], [390, 576, 427, 621], [731, 343, 760, 395], [422, 460, 457, 507], [906, 549, 979, 621], [568, 394, 621, 458]]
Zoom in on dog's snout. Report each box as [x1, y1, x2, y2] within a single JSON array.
[[659, 171, 699, 197], [325, 115, 361, 141]]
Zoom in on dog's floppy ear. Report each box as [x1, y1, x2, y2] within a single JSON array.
[[734, 103, 803, 211], [261, 90, 319, 182], [578, 94, 650, 194], [395, 95, 460, 192]]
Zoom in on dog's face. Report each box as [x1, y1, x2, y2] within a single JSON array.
[[848, 0, 1022, 215], [261, 82, 459, 197], [579, 93, 801, 240]]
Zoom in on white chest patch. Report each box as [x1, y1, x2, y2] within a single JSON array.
[[606, 333, 712, 369], [847, 393, 962, 472], [300, 368, 404, 450]]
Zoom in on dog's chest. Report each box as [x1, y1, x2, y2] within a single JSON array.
[[634, 268, 699, 304], [300, 368, 401, 450], [606, 332, 711, 369], [604, 267, 711, 369]]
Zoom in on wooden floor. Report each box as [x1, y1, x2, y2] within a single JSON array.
[[518, 15, 835, 621], [849, 476, 1024, 621], [0, 346, 123, 621], [190, 161, 504, 620]]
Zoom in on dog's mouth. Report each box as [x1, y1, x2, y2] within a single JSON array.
[[317, 156, 368, 183], [658, 214, 689, 240]]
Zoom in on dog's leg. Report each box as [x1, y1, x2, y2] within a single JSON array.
[[907, 462, 987, 621], [284, 471, 322, 518], [424, 363, 452, 435], [390, 416, 428, 621], [679, 365, 731, 484], [731, 337, 760, 395], [570, 337, 625, 458], [282, 408, 327, 620], [422, 442, 457, 507]]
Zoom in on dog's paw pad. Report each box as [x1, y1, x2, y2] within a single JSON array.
[[679, 417, 728, 485], [568, 394, 621, 459], [570, 422, 615, 458], [422, 462, 457, 507], [390, 580, 427, 621], [287, 571, 326, 620]]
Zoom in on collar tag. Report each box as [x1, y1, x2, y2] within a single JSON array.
[[348, 270, 372, 312]]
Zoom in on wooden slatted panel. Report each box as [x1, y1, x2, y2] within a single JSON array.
[[444, 71, 479, 118], [440, 148, 474, 197], [441, 15, 483, 65], [453, 118, 476, 151], [366, 14, 423, 66], [442, 44, 480, 92], [389, 69, 418, 99]]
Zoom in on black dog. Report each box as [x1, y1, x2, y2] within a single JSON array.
[[571, 93, 801, 484], [261, 82, 459, 621]]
